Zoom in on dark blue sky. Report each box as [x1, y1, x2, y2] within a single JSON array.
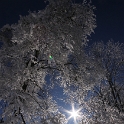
[[0, 0, 124, 43], [0, 0, 124, 123], [91, 0, 124, 44]]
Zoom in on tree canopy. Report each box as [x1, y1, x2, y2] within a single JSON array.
[[0, 0, 124, 124]]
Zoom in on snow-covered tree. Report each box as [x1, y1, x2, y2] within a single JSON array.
[[0, 0, 96, 123], [87, 41, 124, 123], [68, 40, 124, 123]]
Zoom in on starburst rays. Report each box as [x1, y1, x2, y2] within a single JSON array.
[[64, 103, 82, 124]]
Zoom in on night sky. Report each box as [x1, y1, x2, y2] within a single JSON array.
[[91, 0, 124, 44], [0, 0, 124, 44], [0, 0, 124, 123]]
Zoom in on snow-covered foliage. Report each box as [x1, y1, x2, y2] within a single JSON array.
[[65, 41, 124, 123], [0, 0, 96, 123], [1, 0, 123, 123]]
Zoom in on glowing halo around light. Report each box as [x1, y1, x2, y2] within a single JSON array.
[[64, 103, 82, 124]]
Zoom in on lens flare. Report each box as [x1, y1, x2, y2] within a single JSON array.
[[49, 55, 53, 59]]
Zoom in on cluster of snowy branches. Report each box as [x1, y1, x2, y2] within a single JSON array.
[[0, 0, 123, 123]]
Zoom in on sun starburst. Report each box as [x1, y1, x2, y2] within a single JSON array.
[[64, 103, 82, 124]]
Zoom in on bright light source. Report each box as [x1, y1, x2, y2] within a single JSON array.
[[64, 103, 82, 124], [70, 108, 78, 118]]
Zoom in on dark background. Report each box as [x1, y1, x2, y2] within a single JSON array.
[[0, 0, 124, 43]]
